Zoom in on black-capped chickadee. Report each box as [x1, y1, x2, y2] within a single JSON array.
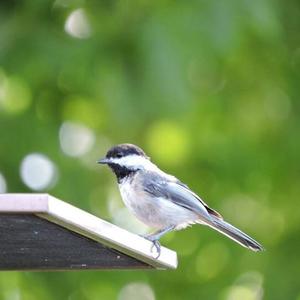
[[98, 143, 263, 256]]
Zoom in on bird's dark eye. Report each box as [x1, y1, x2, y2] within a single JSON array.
[[116, 153, 123, 158]]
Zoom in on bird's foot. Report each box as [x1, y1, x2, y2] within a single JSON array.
[[140, 226, 175, 259], [144, 236, 161, 259]]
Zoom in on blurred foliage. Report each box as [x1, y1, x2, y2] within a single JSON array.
[[0, 0, 300, 299]]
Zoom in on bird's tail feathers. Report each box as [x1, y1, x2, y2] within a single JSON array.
[[205, 216, 264, 252]]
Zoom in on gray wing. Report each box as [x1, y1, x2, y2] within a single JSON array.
[[142, 171, 223, 220]]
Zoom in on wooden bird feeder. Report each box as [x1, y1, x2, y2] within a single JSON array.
[[0, 194, 177, 271]]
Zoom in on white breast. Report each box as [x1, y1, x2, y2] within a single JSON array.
[[118, 176, 199, 230], [119, 180, 138, 212]]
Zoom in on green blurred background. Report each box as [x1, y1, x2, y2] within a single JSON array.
[[0, 0, 299, 299]]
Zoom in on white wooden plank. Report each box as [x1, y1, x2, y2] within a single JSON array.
[[0, 194, 49, 212]]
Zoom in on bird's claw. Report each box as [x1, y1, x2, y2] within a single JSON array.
[[145, 237, 161, 259], [150, 240, 161, 258], [142, 234, 162, 258], [142, 235, 161, 258]]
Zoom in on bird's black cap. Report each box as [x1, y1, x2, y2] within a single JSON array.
[[105, 144, 147, 159]]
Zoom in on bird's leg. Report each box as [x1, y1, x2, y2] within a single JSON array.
[[144, 225, 175, 258]]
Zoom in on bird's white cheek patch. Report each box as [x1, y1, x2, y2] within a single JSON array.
[[111, 155, 153, 170]]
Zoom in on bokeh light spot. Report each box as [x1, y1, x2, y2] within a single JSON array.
[[146, 121, 189, 166], [0, 172, 7, 193], [59, 121, 95, 157], [20, 153, 58, 191], [0, 73, 31, 115], [65, 8, 91, 39], [223, 271, 264, 300], [118, 282, 155, 300], [225, 286, 258, 300]]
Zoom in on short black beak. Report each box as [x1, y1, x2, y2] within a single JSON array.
[[97, 158, 110, 164]]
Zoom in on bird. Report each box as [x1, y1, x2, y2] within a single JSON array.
[[97, 143, 264, 257]]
